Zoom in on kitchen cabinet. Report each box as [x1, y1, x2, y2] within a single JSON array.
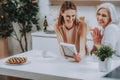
[[31, 31, 93, 56], [31, 31, 60, 54], [49, 0, 120, 6]]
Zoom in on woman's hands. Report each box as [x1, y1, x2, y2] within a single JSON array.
[[91, 28, 103, 46], [90, 28, 103, 54], [73, 54, 81, 62]]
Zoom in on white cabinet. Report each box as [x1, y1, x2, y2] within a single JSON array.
[[31, 31, 60, 54], [31, 31, 93, 56]]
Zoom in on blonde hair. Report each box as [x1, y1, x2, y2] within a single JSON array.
[[57, 1, 79, 28]]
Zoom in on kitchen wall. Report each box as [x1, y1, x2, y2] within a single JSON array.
[[116, 6, 120, 26], [8, 23, 37, 56], [48, 6, 98, 28], [39, 0, 120, 30]]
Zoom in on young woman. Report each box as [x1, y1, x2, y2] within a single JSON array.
[[55, 1, 88, 62], [91, 3, 120, 56]]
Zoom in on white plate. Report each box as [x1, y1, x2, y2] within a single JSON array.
[[5, 61, 31, 66]]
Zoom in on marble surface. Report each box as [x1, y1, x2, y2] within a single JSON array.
[[31, 31, 56, 38], [0, 50, 120, 80]]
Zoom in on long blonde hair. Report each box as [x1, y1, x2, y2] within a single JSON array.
[[56, 1, 88, 55], [57, 1, 79, 28]]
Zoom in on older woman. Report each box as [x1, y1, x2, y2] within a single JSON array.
[[91, 3, 120, 56], [55, 1, 88, 62]]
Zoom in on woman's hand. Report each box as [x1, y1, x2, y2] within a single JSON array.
[[73, 54, 81, 62], [90, 28, 103, 54], [91, 28, 103, 46]]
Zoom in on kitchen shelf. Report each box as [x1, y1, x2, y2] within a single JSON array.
[[49, 0, 120, 6]]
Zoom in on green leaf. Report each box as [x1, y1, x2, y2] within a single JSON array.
[[94, 45, 115, 61]]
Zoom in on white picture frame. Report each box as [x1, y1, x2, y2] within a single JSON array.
[[60, 42, 77, 58]]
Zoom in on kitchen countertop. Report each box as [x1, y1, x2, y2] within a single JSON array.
[[31, 31, 57, 38], [0, 50, 120, 80], [31, 31, 92, 40]]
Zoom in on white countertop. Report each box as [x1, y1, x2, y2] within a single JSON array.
[[0, 50, 120, 80], [31, 31, 57, 38], [31, 31, 92, 40]]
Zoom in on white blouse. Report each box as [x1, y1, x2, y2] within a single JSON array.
[[101, 23, 120, 56]]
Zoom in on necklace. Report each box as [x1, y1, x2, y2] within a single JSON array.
[[64, 25, 74, 30]]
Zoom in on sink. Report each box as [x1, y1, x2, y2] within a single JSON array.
[[104, 66, 120, 79]]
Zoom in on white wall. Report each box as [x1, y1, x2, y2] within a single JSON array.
[[116, 6, 120, 26], [8, 23, 37, 56], [39, 5, 98, 31], [46, 5, 120, 29]]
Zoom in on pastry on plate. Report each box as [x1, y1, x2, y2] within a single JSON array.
[[6, 57, 27, 64]]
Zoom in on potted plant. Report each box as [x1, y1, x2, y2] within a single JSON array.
[[0, 1, 13, 58], [94, 45, 115, 72], [0, 0, 40, 53]]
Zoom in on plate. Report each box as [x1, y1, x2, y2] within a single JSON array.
[[5, 61, 31, 65], [5, 57, 30, 65]]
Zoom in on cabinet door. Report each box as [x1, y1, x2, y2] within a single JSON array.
[[32, 36, 60, 54]]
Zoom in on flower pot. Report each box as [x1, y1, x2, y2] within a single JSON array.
[[99, 58, 111, 72], [0, 38, 8, 59]]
